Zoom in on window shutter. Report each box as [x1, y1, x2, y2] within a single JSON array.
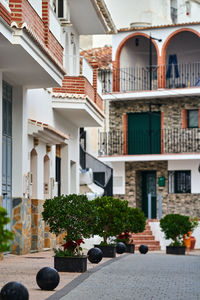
[[123, 114, 128, 155], [182, 109, 187, 129]]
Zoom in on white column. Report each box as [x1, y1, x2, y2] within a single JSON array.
[[61, 143, 69, 195], [12, 86, 28, 197]]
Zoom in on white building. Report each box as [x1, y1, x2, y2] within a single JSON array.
[[0, 0, 115, 254]]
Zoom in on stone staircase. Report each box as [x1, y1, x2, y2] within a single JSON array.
[[131, 222, 161, 251]]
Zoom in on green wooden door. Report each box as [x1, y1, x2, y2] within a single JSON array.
[[142, 171, 156, 218], [127, 112, 161, 154]]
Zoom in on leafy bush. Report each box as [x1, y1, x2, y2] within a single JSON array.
[[116, 207, 146, 244], [91, 196, 129, 244], [42, 194, 96, 256], [160, 214, 197, 246], [0, 206, 13, 253]]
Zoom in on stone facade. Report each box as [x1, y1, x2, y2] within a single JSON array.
[[12, 197, 56, 255], [108, 96, 200, 154], [114, 161, 200, 218]]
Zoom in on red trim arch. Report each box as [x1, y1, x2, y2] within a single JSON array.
[[160, 28, 200, 88], [113, 32, 161, 91]]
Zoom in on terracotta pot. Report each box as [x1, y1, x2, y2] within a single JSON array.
[[190, 236, 196, 250]]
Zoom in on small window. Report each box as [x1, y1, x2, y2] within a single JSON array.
[[188, 110, 199, 128], [169, 170, 191, 193]]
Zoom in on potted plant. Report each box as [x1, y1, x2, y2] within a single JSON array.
[[0, 206, 14, 260], [91, 196, 129, 257], [116, 207, 146, 253], [189, 218, 198, 250], [42, 194, 96, 272], [160, 214, 196, 255]]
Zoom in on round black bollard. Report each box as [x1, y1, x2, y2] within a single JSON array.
[[87, 247, 103, 264], [36, 267, 60, 291], [0, 281, 29, 300], [139, 244, 148, 254], [116, 242, 126, 254]]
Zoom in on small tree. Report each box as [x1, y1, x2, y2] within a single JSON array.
[[117, 207, 146, 244], [160, 214, 197, 246], [0, 207, 13, 253], [91, 196, 129, 244], [42, 194, 96, 256]]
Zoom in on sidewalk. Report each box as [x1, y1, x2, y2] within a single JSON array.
[[0, 249, 200, 300]]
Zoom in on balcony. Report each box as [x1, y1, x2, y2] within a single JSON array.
[[99, 62, 200, 93], [98, 129, 200, 156]]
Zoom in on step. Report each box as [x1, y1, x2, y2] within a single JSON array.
[[132, 230, 152, 235], [132, 235, 155, 241], [133, 240, 160, 246]]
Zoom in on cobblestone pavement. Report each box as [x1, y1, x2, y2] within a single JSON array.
[[56, 253, 200, 300]]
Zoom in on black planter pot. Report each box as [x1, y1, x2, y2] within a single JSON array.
[[125, 244, 135, 253], [166, 246, 186, 255], [54, 256, 87, 272], [94, 245, 116, 258]]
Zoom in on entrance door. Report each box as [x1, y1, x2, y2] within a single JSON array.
[[2, 81, 12, 230], [142, 171, 156, 218], [128, 112, 161, 154]]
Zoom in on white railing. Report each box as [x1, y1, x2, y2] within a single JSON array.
[[82, 57, 93, 85], [28, 0, 42, 18], [49, 5, 62, 44]]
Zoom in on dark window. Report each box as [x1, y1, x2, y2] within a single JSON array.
[[188, 110, 198, 128], [168, 170, 191, 193], [58, 0, 64, 18]]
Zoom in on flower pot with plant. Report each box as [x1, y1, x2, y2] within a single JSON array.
[[160, 214, 198, 255], [0, 206, 14, 260], [42, 194, 96, 272], [91, 196, 129, 257], [116, 207, 146, 253]]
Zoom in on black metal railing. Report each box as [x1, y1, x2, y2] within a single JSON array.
[[99, 62, 200, 93], [80, 144, 113, 196], [98, 129, 200, 156]]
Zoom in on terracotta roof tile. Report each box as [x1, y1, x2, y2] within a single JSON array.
[[118, 21, 200, 32], [80, 46, 112, 69]]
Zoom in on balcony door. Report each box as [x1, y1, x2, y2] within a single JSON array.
[[142, 171, 157, 218], [127, 112, 161, 154]]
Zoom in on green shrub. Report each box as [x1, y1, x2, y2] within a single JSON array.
[[0, 206, 13, 253], [116, 207, 146, 244], [42, 194, 96, 256], [91, 196, 129, 244], [160, 214, 197, 246]]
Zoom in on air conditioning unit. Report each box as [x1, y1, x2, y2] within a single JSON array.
[[55, 0, 70, 24]]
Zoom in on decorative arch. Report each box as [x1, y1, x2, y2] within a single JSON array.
[[160, 28, 200, 87], [161, 28, 200, 66], [113, 32, 161, 91], [30, 148, 38, 199]]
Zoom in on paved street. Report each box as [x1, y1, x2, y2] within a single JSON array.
[[50, 253, 200, 300]]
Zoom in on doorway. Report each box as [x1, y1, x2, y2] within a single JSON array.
[[141, 171, 157, 218]]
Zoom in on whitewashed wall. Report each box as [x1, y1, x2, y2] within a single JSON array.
[[28, 0, 42, 18], [111, 161, 125, 195], [168, 159, 200, 193], [82, 58, 93, 85], [49, 6, 62, 44], [27, 88, 80, 195], [64, 26, 79, 75]]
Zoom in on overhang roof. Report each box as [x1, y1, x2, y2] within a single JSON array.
[[28, 119, 69, 145], [68, 0, 117, 34]]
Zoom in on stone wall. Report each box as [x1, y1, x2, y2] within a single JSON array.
[[12, 198, 31, 255], [31, 199, 45, 251], [114, 160, 200, 218], [109, 96, 200, 131]]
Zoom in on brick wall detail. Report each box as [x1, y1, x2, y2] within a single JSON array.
[[53, 76, 103, 111], [9, 0, 63, 66], [0, 3, 11, 24]]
